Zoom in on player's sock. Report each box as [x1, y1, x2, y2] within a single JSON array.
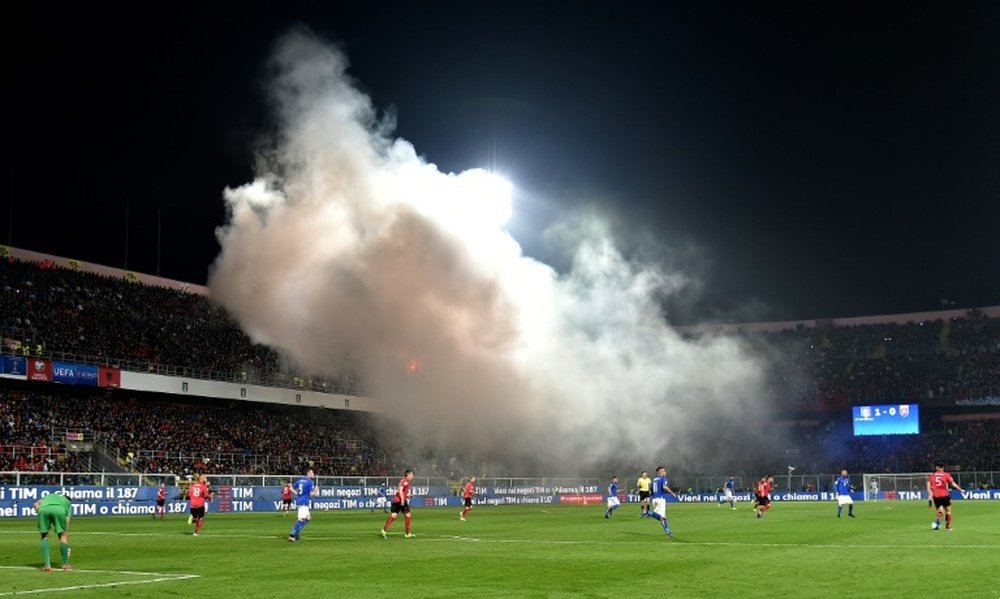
[[290, 519, 306, 537], [40, 539, 50, 567], [945, 513, 952, 528], [848, 505, 854, 516], [195, 519, 203, 533], [383, 516, 394, 531], [404, 516, 412, 535], [60, 543, 70, 565], [837, 506, 842, 518], [647, 512, 662, 521]]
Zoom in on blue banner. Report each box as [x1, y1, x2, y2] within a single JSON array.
[[51, 361, 99, 386], [2, 486, 997, 519], [1, 356, 27, 378]]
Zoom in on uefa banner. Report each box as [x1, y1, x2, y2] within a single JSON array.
[[15, 358, 117, 387], [52, 361, 99, 386]]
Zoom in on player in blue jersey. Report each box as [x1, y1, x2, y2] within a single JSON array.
[[287, 469, 316, 542], [647, 466, 679, 536], [834, 469, 855, 518], [371, 484, 389, 513], [719, 476, 736, 509], [604, 476, 621, 518]]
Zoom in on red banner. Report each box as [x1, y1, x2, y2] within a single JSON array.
[[28, 359, 52, 382], [98, 366, 121, 388], [558, 493, 605, 505]]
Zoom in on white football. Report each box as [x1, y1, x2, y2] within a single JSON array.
[[931, 522, 939, 530]]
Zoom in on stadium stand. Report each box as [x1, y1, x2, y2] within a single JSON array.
[[2, 253, 998, 479], [0, 256, 361, 394], [0, 386, 386, 477]]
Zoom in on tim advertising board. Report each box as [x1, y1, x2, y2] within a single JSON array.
[[2, 486, 997, 519]]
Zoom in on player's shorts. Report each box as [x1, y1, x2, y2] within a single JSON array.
[[463, 497, 473, 508], [837, 494, 854, 506], [282, 499, 293, 507], [756, 495, 770, 507], [156, 499, 165, 507], [932, 496, 951, 509], [37, 507, 68, 535], [651, 497, 667, 518], [723, 489, 734, 499], [297, 504, 311, 520], [390, 501, 410, 515], [638, 491, 650, 501], [189, 506, 205, 519], [607, 496, 621, 509]]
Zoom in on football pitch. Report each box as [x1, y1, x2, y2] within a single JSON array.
[[0, 502, 997, 597]]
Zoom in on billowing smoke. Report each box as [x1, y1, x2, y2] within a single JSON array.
[[209, 29, 773, 475]]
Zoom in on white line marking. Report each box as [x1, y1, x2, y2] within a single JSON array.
[[0, 531, 281, 539], [0, 530, 993, 549], [0, 565, 198, 596]]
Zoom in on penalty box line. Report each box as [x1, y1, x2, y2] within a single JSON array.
[[0, 566, 199, 596]]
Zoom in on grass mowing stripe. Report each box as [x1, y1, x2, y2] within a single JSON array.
[[0, 502, 996, 597], [2, 530, 995, 549]]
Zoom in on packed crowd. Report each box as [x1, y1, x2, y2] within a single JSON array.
[[754, 417, 1000, 475], [5, 383, 998, 479], [744, 314, 1000, 410], [4, 257, 1000, 411], [0, 257, 361, 394], [0, 389, 386, 476]]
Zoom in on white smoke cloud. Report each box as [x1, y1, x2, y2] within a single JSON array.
[[209, 29, 771, 475]]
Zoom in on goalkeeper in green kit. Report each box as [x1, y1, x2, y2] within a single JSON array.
[[34, 493, 72, 571]]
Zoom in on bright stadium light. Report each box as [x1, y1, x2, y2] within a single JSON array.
[[458, 168, 514, 227]]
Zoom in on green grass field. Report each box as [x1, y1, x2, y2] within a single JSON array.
[[1, 501, 998, 597]]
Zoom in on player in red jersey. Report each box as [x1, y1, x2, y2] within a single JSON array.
[[927, 463, 964, 531], [154, 483, 167, 520], [281, 483, 294, 516], [755, 475, 774, 519], [459, 476, 476, 521], [187, 475, 212, 536], [380, 469, 415, 539]]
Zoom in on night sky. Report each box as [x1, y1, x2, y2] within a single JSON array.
[[5, 1, 998, 323]]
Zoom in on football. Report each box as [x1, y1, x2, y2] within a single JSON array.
[[931, 522, 940, 530]]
